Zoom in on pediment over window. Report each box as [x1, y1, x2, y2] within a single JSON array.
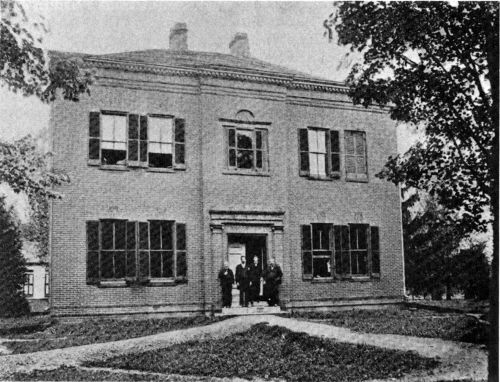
[[235, 109, 254, 122]]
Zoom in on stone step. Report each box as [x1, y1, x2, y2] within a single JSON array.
[[218, 305, 282, 316]]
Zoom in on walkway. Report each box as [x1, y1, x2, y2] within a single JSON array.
[[0, 315, 487, 381]]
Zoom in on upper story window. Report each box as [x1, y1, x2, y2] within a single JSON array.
[[225, 126, 268, 172], [89, 111, 185, 170], [299, 127, 340, 179], [345, 130, 368, 181]]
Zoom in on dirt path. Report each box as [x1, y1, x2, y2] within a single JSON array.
[[0, 315, 486, 381]]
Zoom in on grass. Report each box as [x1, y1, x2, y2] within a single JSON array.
[[1, 315, 224, 354], [291, 307, 488, 344], [87, 323, 439, 382]]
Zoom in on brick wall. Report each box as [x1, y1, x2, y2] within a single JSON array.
[[50, 68, 404, 316]]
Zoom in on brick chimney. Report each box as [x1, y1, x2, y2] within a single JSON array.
[[229, 33, 250, 57], [169, 22, 188, 51]]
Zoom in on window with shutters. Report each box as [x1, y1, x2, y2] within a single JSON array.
[[88, 111, 185, 170], [86, 219, 187, 285], [345, 130, 368, 181], [298, 127, 340, 179], [225, 125, 268, 172], [23, 272, 34, 297], [301, 223, 381, 280]]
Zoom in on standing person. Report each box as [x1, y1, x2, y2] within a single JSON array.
[[263, 257, 283, 307], [248, 255, 262, 306], [235, 256, 250, 307], [218, 261, 234, 308]]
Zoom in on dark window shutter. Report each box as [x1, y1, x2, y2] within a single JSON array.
[[86, 221, 100, 284], [227, 128, 236, 168], [330, 130, 340, 178], [340, 225, 350, 275], [139, 115, 148, 165], [128, 114, 139, 164], [174, 118, 186, 166], [138, 222, 149, 280], [89, 112, 100, 161], [301, 225, 312, 279], [176, 223, 187, 279], [298, 129, 309, 176], [126, 221, 137, 279], [371, 226, 380, 274], [333, 225, 342, 275]]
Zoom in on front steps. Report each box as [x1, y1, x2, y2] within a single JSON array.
[[217, 287, 283, 316]]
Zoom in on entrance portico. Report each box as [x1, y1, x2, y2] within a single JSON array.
[[209, 210, 285, 314]]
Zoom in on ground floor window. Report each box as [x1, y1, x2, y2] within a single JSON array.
[[24, 272, 34, 296], [301, 223, 380, 280], [86, 219, 187, 284]]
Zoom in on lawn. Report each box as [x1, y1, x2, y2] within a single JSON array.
[[87, 323, 439, 382], [291, 307, 488, 344], [0, 315, 224, 354]]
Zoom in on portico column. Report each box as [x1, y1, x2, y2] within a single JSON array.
[[209, 224, 224, 310]]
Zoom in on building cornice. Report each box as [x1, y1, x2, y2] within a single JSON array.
[[85, 57, 349, 95]]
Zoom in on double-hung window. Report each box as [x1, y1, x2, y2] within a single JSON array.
[[345, 130, 368, 181], [89, 112, 185, 169], [301, 223, 380, 280], [226, 126, 268, 172], [86, 219, 187, 285], [299, 127, 340, 179], [24, 272, 34, 297]]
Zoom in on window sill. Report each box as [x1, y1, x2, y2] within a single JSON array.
[[92, 279, 187, 287], [339, 276, 379, 282], [87, 162, 130, 171], [311, 277, 334, 283], [223, 170, 270, 177], [146, 167, 175, 173], [345, 176, 368, 183], [98, 280, 128, 288]]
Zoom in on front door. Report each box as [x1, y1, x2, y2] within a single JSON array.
[[228, 243, 245, 290]]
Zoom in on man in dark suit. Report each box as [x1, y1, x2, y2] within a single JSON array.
[[263, 257, 283, 307], [218, 261, 234, 308], [248, 255, 262, 306], [235, 256, 250, 307]]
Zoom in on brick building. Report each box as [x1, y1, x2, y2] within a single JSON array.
[[49, 24, 405, 316]]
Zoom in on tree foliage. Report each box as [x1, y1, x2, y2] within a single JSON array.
[[453, 243, 490, 301], [1, 0, 93, 102], [326, 1, 498, 232], [0, 196, 30, 317]]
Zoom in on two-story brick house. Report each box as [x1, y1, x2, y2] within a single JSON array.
[[49, 23, 405, 316]]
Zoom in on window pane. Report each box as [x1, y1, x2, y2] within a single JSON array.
[[358, 251, 368, 275], [148, 118, 161, 142], [175, 223, 185, 250], [160, 119, 173, 143], [139, 223, 149, 249], [115, 251, 126, 278], [101, 251, 114, 279], [126, 251, 136, 278], [139, 251, 149, 279], [317, 154, 326, 177], [150, 251, 162, 278], [237, 130, 253, 149], [176, 251, 187, 277], [313, 224, 330, 250], [341, 250, 350, 274], [101, 115, 115, 141], [126, 222, 136, 250], [163, 251, 174, 278], [237, 149, 253, 169], [101, 149, 126, 165], [308, 129, 318, 152], [228, 129, 235, 147], [162, 221, 174, 250], [149, 142, 172, 154], [149, 153, 172, 168], [150, 221, 161, 250], [313, 256, 332, 278], [316, 130, 326, 153], [114, 116, 127, 142], [333, 226, 342, 252], [335, 249, 342, 274], [115, 221, 126, 249], [309, 153, 318, 175], [101, 221, 114, 250]]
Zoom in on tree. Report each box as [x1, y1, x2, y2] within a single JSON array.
[[454, 243, 490, 301], [403, 192, 462, 300], [325, 3, 498, 380], [0, 196, 30, 317]]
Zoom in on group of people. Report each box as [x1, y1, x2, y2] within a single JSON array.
[[218, 256, 282, 308]]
